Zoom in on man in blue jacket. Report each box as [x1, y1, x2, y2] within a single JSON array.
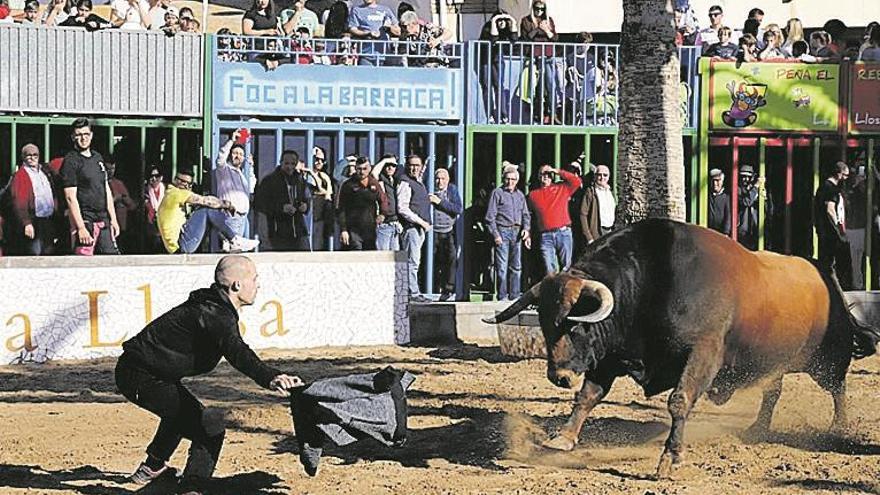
[[115, 255, 301, 495], [430, 168, 462, 301]]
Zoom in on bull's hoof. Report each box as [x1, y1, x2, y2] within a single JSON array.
[[541, 434, 576, 451], [654, 452, 679, 480]]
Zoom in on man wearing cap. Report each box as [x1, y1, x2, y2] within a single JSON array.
[[814, 161, 853, 289], [708, 168, 731, 236], [7, 144, 58, 255], [736, 164, 772, 250]]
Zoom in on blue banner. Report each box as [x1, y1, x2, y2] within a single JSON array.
[[214, 62, 461, 120]]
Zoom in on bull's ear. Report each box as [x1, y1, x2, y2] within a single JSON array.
[[567, 280, 614, 324]]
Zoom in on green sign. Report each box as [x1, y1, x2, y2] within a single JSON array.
[[709, 62, 840, 132]]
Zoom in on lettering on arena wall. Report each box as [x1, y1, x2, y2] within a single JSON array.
[[2, 286, 291, 352]]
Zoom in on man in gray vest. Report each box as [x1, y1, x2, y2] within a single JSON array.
[[430, 168, 462, 301], [397, 155, 432, 303]]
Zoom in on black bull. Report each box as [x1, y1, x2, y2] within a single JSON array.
[[484, 219, 880, 478]]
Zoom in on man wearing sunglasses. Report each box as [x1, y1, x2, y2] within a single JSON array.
[[157, 169, 259, 254]]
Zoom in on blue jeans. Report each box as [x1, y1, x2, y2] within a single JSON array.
[[494, 227, 522, 300], [376, 222, 400, 251], [402, 226, 426, 297], [178, 208, 236, 254], [539, 226, 573, 275]]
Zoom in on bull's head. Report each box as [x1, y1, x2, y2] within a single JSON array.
[[483, 272, 615, 389]]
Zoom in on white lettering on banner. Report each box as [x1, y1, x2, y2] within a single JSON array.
[[854, 112, 880, 126], [220, 66, 458, 119], [0, 258, 409, 364]]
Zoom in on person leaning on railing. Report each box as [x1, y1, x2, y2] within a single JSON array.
[[58, 0, 111, 31]]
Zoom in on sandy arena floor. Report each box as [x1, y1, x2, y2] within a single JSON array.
[[1, 344, 879, 494]]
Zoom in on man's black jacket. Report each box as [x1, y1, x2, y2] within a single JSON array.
[[121, 284, 279, 389]]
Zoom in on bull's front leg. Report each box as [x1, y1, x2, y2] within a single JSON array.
[[543, 369, 616, 451], [656, 337, 724, 480]]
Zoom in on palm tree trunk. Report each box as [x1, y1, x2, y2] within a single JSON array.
[[617, 0, 686, 224]]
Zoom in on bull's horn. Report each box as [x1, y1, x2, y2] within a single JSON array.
[[567, 280, 614, 323], [482, 281, 543, 324]]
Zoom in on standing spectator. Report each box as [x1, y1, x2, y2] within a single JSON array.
[[844, 165, 868, 290], [308, 147, 334, 251], [7, 144, 58, 255], [110, 0, 150, 30], [347, 0, 400, 66], [399, 10, 452, 67], [737, 33, 759, 63], [254, 150, 312, 251], [159, 6, 179, 35], [106, 157, 137, 253], [305, 0, 334, 20], [520, 0, 561, 124], [782, 18, 804, 56], [61, 118, 120, 255], [479, 11, 519, 124], [144, 166, 165, 253], [324, 0, 349, 38], [528, 164, 581, 275], [213, 130, 255, 242], [485, 166, 530, 301], [859, 26, 880, 62], [759, 24, 787, 60], [704, 26, 738, 59], [371, 154, 402, 251], [59, 0, 110, 30], [746, 7, 765, 47], [146, 0, 170, 30], [430, 168, 462, 301], [823, 19, 847, 56], [242, 0, 278, 36], [336, 156, 386, 251], [579, 163, 615, 246], [282, 0, 319, 36], [397, 155, 432, 302], [21, 0, 41, 25], [700, 5, 733, 51], [809, 30, 839, 62], [736, 165, 772, 251], [157, 169, 258, 254], [814, 161, 853, 290], [43, 0, 76, 26], [707, 168, 731, 236], [178, 7, 196, 31]]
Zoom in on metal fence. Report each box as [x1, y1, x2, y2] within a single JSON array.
[[216, 35, 463, 68], [0, 25, 204, 117], [468, 41, 702, 129]]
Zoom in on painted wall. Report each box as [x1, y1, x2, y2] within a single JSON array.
[[0, 252, 410, 364]]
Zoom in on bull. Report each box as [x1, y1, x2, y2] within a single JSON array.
[[484, 219, 880, 478]]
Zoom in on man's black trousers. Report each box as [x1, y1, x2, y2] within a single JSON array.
[[115, 354, 225, 490]]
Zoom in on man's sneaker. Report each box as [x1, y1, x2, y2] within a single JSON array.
[[129, 462, 172, 485], [224, 236, 260, 253]]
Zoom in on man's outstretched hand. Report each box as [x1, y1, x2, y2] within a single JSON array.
[[270, 374, 304, 396]]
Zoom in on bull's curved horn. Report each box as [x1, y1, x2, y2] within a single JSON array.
[[567, 280, 614, 323], [481, 280, 543, 324]]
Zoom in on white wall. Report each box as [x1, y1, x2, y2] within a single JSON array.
[[0, 252, 410, 363]]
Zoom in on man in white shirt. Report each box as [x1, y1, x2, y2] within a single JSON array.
[[579, 164, 616, 245], [213, 130, 256, 249], [110, 0, 151, 29], [700, 5, 737, 52]]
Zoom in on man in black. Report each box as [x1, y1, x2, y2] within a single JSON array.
[[254, 150, 312, 251], [60, 118, 120, 255], [708, 168, 731, 236], [336, 156, 388, 250], [814, 161, 853, 289], [115, 256, 302, 495]]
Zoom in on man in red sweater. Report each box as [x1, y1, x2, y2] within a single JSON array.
[[528, 164, 581, 275]]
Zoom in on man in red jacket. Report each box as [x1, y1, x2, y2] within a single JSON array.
[[7, 144, 59, 255], [528, 164, 581, 275]]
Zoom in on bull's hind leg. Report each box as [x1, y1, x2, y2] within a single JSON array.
[[543, 367, 617, 451], [808, 346, 851, 433], [744, 375, 783, 436], [656, 336, 725, 480]]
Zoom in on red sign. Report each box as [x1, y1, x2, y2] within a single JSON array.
[[850, 63, 880, 133]]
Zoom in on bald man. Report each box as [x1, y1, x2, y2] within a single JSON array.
[[115, 255, 301, 495]]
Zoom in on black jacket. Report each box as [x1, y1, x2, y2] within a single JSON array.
[[255, 168, 312, 241], [121, 285, 279, 389]]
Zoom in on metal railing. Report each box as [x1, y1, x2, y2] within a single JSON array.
[[468, 41, 702, 129], [0, 25, 204, 117], [216, 35, 463, 68]]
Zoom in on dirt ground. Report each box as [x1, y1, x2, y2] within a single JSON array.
[[1, 344, 879, 495]]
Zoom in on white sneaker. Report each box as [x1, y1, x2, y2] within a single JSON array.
[[224, 236, 260, 253]]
